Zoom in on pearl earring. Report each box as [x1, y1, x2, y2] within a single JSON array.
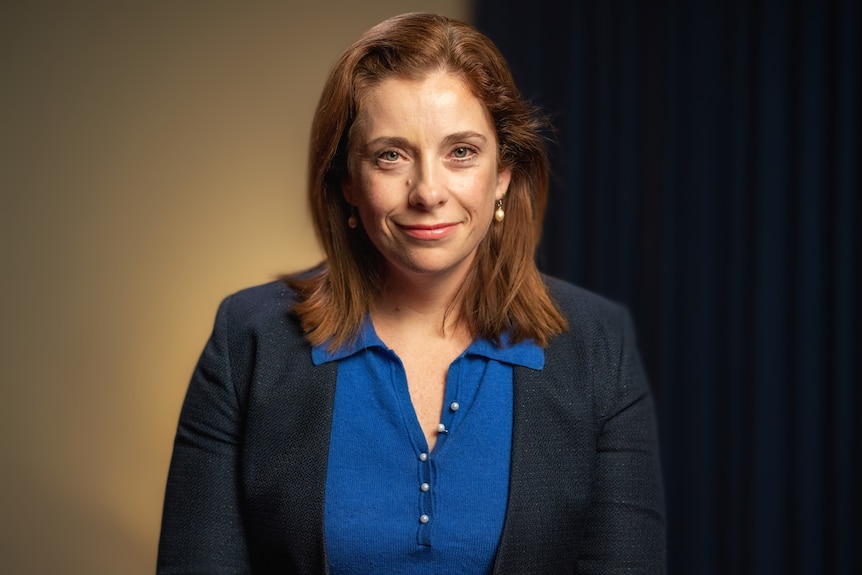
[[347, 207, 358, 229], [494, 199, 505, 222]]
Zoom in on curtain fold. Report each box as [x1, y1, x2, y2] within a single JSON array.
[[473, 1, 859, 573]]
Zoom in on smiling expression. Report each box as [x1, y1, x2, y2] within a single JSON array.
[[344, 71, 511, 285]]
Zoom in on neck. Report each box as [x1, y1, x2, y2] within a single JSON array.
[[371, 268, 469, 339]]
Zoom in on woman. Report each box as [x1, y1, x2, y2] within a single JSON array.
[[158, 12, 665, 575]]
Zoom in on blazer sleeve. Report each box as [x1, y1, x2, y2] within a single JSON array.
[[577, 305, 666, 574], [157, 294, 252, 574]]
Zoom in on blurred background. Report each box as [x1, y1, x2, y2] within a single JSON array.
[[1, 1, 467, 573], [474, 1, 859, 573], [1, 1, 858, 574]]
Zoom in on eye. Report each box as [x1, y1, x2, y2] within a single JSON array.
[[451, 146, 477, 160], [379, 150, 401, 162]]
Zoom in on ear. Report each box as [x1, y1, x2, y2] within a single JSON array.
[[495, 168, 512, 200], [342, 177, 356, 206]]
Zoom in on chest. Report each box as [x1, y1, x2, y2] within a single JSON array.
[[390, 338, 471, 450], [323, 348, 515, 574]]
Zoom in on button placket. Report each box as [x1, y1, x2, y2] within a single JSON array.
[[436, 360, 462, 445], [416, 450, 433, 546]]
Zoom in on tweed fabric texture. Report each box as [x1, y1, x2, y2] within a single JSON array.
[[157, 275, 665, 574]]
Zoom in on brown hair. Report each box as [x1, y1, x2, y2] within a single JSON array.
[[288, 12, 567, 349]]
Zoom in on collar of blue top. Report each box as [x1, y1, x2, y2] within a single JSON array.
[[312, 315, 544, 370]]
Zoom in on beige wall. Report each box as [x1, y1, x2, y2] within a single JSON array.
[[0, 1, 471, 573]]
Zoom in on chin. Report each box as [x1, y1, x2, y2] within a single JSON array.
[[392, 256, 473, 279]]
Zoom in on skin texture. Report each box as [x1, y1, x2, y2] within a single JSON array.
[[344, 70, 511, 301], [343, 71, 512, 448]]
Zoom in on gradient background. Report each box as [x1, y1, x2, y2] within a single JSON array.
[[1, 1, 469, 573]]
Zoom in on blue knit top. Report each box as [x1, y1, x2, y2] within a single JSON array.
[[312, 317, 543, 575]]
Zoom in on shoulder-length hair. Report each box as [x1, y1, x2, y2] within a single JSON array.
[[289, 12, 567, 349]]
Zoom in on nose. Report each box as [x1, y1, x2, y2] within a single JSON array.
[[407, 162, 448, 210]]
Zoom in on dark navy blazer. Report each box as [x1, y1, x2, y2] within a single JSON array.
[[157, 275, 665, 574]]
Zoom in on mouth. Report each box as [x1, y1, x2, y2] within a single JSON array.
[[398, 222, 459, 240]]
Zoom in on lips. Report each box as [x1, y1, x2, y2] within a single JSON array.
[[398, 222, 459, 240]]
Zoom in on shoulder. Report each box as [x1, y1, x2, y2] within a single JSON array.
[[542, 274, 632, 333], [211, 278, 303, 343], [540, 275, 647, 417], [220, 279, 296, 315], [205, 277, 320, 388]]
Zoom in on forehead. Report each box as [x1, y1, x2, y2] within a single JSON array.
[[352, 71, 493, 135]]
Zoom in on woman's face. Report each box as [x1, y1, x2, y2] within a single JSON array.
[[344, 70, 511, 286]]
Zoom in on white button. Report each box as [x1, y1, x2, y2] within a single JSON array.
[[419, 452, 428, 461], [420, 482, 430, 492], [419, 514, 429, 524], [437, 423, 447, 433], [450, 401, 460, 411]]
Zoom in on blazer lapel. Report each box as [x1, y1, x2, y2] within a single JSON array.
[[493, 339, 596, 573], [240, 321, 337, 574]]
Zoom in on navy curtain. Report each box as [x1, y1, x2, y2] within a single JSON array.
[[473, 1, 859, 573]]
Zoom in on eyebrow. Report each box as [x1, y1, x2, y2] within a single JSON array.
[[365, 136, 411, 149], [443, 131, 489, 146], [364, 132, 489, 149]]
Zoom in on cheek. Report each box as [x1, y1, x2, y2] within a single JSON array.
[[359, 176, 407, 213], [354, 196, 394, 230], [456, 171, 500, 208]]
